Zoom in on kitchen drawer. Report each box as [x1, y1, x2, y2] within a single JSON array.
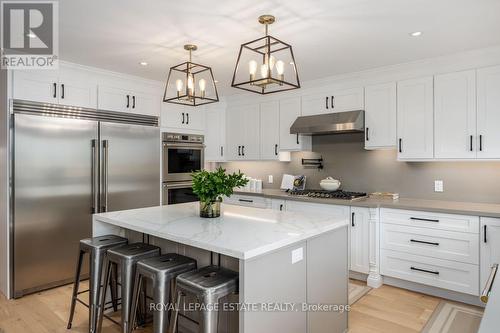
[[381, 224, 479, 264], [285, 200, 350, 219], [380, 208, 479, 233], [224, 194, 270, 209], [381, 249, 479, 295]]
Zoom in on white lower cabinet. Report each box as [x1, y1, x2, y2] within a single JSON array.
[[480, 218, 500, 289], [350, 207, 370, 274], [380, 208, 480, 295], [285, 200, 350, 218], [381, 249, 479, 295], [271, 199, 286, 211], [224, 194, 270, 209]]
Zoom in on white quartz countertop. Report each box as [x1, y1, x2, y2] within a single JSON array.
[[93, 202, 348, 260]]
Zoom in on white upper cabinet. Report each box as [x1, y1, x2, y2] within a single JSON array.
[[279, 97, 312, 151], [364, 82, 397, 149], [204, 103, 226, 162], [301, 87, 364, 116], [98, 85, 160, 116], [260, 101, 280, 160], [397, 77, 434, 160], [434, 70, 477, 159], [160, 103, 204, 132], [226, 104, 260, 160], [477, 65, 500, 159], [13, 66, 97, 108], [13, 70, 59, 104]]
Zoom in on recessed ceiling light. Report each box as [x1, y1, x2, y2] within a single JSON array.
[[409, 31, 422, 37], [139, 61, 148, 66], [26, 33, 36, 38]]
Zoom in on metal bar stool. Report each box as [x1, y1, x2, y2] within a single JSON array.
[[168, 265, 239, 333], [128, 253, 197, 333], [97, 242, 161, 333], [67, 234, 128, 333]]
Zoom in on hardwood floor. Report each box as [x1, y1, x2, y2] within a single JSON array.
[[348, 280, 441, 333], [0, 280, 441, 333]]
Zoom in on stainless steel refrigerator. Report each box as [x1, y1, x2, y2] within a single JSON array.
[[10, 100, 160, 298]]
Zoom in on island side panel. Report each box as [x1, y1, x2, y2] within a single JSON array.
[[239, 241, 308, 333], [307, 226, 348, 333]]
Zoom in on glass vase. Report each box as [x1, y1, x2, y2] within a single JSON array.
[[199, 200, 221, 218]]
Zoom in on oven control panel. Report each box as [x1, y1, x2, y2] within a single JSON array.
[[162, 132, 204, 143]]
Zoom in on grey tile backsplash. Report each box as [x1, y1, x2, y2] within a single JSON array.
[[221, 133, 500, 204]]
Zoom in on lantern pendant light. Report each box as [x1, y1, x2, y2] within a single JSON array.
[[231, 15, 300, 94], [163, 44, 219, 106]]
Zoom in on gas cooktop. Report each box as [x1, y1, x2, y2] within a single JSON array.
[[288, 189, 368, 200]]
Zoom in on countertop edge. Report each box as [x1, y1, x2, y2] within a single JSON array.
[[232, 190, 500, 218]]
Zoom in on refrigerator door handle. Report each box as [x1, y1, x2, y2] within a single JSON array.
[[91, 139, 98, 213], [101, 140, 109, 212]]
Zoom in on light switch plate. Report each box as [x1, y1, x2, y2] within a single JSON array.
[[268, 175, 273, 184], [434, 180, 444, 192], [291, 247, 303, 264]]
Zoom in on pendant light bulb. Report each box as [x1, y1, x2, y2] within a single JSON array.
[[269, 55, 276, 70], [176, 79, 183, 92], [249, 60, 258, 80], [260, 63, 269, 78], [198, 79, 206, 98], [276, 60, 285, 75], [187, 74, 194, 96]]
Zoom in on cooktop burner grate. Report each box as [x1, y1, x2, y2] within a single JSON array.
[[288, 189, 367, 200]]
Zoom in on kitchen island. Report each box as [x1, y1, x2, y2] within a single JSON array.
[[93, 202, 349, 333]]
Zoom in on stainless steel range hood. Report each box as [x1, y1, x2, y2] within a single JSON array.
[[290, 110, 364, 135]]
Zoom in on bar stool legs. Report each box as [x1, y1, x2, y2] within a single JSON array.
[[67, 249, 84, 329]]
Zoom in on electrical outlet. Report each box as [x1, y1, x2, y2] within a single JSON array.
[[268, 175, 273, 184], [434, 180, 444, 192], [291, 247, 303, 264]]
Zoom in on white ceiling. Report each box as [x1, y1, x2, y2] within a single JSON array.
[[60, 0, 500, 94]]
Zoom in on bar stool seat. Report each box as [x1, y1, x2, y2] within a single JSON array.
[[67, 234, 128, 333], [129, 253, 197, 333], [169, 265, 238, 333], [98, 242, 161, 333]]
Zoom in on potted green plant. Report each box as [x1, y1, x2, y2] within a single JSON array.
[[191, 167, 248, 218]]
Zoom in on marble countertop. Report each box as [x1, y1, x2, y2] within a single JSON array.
[[93, 202, 348, 260], [234, 189, 500, 218]]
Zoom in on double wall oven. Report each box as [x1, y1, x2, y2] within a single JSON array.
[[162, 132, 204, 205]]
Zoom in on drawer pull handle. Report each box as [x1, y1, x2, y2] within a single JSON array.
[[410, 266, 439, 275], [238, 199, 253, 203], [410, 217, 440, 223], [410, 239, 439, 246], [481, 263, 498, 304]]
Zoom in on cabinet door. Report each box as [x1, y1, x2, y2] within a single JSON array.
[[331, 87, 364, 112], [13, 70, 59, 104], [301, 91, 330, 116], [184, 109, 204, 131], [242, 104, 261, 160], [226, 105, 245, 160], [98, 85, 130, 112], [364, 82, 396, 149], [58, 68, 97, 108], [279, 97, 311, 151], [350, 207, 370, 274], [260, 101, 280, 160], [434, 70, 476, 159], [397, 77, 434, 159], [160, 103, 189, 129], [477, 65, 500, 158], [205, 105, 226, 162], [480, 218, 500, 289], [271, 199, 286, 211], [132, 92, 160, 116]]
